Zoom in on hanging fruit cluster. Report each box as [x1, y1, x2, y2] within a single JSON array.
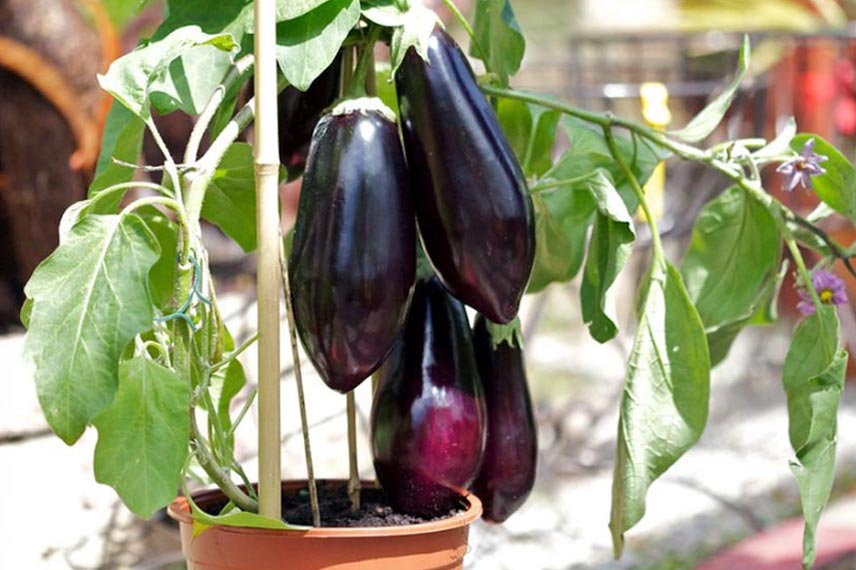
[[288, 26, 538, 523]]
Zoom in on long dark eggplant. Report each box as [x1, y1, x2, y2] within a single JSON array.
[[289, 98, 415, 393], [371, 277, 486, 517], [470, 316, 537, 523], [278, 54, 342, 179], [395, 27, 536, 324]]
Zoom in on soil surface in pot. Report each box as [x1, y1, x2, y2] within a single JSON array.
[[202, 483, 465, 528]]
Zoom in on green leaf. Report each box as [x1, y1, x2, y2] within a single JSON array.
[[189, 499, 309, 537], [559, 117, 666, 211], [527, 182, 595, 293], [99, 26, 238, 118], [782, 307, 846, 569], [136, 207, 179, 311], [23, 215, 161, 444], [610, 260, 711, 557], [149, 43, 236, 115], [88, 103, 147, 211], [389, 3, 441, 75], [93, 355, 190, 519], [580, 171, 636, 343], [201, 142, 257, 252], [362, 0, 408, 26], [680, 186, 781, 363], [496, 96, 560, 178], [790, 134, 856, 224], [276, 0, 360, 91], [20, 297, 33, 329], [668, 35, 750, 143], [470, 0, 525, 83]]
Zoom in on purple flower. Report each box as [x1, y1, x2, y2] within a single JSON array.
[[776, 138, 828, 192], [796, 269, 848, 316]]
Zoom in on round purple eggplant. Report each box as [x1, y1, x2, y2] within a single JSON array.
[[370, 278, 486, 517], [471, 315, 537, 523], [395, 27, 536, 324], [289, 98, 415, 393]]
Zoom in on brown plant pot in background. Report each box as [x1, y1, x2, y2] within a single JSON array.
[[168, 480, 483, 570]]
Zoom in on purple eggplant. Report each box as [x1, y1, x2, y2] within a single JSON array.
[[395, 27, 536, 324], [278, 54, 342, 179], [371, 278, 486, 517], [470, 316, 537, 523], [289, 98, 415, 393]]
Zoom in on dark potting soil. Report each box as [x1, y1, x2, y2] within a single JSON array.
[[201, 483, 464, 528]]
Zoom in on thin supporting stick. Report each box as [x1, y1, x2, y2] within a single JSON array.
[[254, 0, 282, 520], [279, 242, 321, 526], [347, 391, 360, 513]]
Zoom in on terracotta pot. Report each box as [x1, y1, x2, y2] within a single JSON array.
[[167, 479, 483, 570]]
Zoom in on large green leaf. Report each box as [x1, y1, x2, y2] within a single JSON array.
[[88, 103, 147, 210], [156, 0, 335, 46], [681, 186, 780, 363], [790, 134, 856, 225], [276, 0, 360, 91], [201, 142, 257, 252], [470, 0, 525, 83], [136, 207, 179, 310], [496, 96, 560, 178], [782, 307, 846, 569], [668, 36, 750, 143], [99, 26, 238, 118], [580, 172, 636, 343], [527, 182, 595, 293], [93, 356, 190, 519], [149, 44, 236, 115], [23, 215, 161, 444], [610, 260, 711, 557]]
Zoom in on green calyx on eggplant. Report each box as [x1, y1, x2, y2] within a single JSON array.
[[278, 53, 342, 180], [371, 277, 487, 517], [471, 315, 538, 523], [395, 27, 536, 324], [289, 97, 415, 393]]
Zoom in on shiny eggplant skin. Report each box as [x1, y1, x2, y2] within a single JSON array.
[[395, 27, 536, 324], [370, 278, 487, 517], [289, 103, 415, 393], [278, 54, 342, 179], [470, 316, 537, 523]]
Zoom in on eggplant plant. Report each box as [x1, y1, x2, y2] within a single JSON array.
[[18, 0, 856, 567]]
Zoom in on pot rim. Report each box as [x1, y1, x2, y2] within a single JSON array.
[[167, 479, 483, 538]]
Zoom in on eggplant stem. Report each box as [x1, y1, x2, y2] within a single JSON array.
[[279, 241, 322, 526], [347, 391, 361, 513]]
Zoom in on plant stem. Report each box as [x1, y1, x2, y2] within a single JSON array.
[[346, 26, 381, 99], [190, 408, 259, 512], [254, 0, 282, 521], [783, 225, 823, 312], [603, 125, 664, 260], [120, 196, 191, 263], [185, 54, 255, 165], [440, 0, 490, 66], [279, 241, 321, 526], [209, 332, 260, 375], [346, 391, 360, 513]]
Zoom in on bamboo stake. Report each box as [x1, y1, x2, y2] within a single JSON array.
[[254, 0, 281, 520]]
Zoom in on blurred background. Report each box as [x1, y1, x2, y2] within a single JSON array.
[[4, 0, 856, 568]]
